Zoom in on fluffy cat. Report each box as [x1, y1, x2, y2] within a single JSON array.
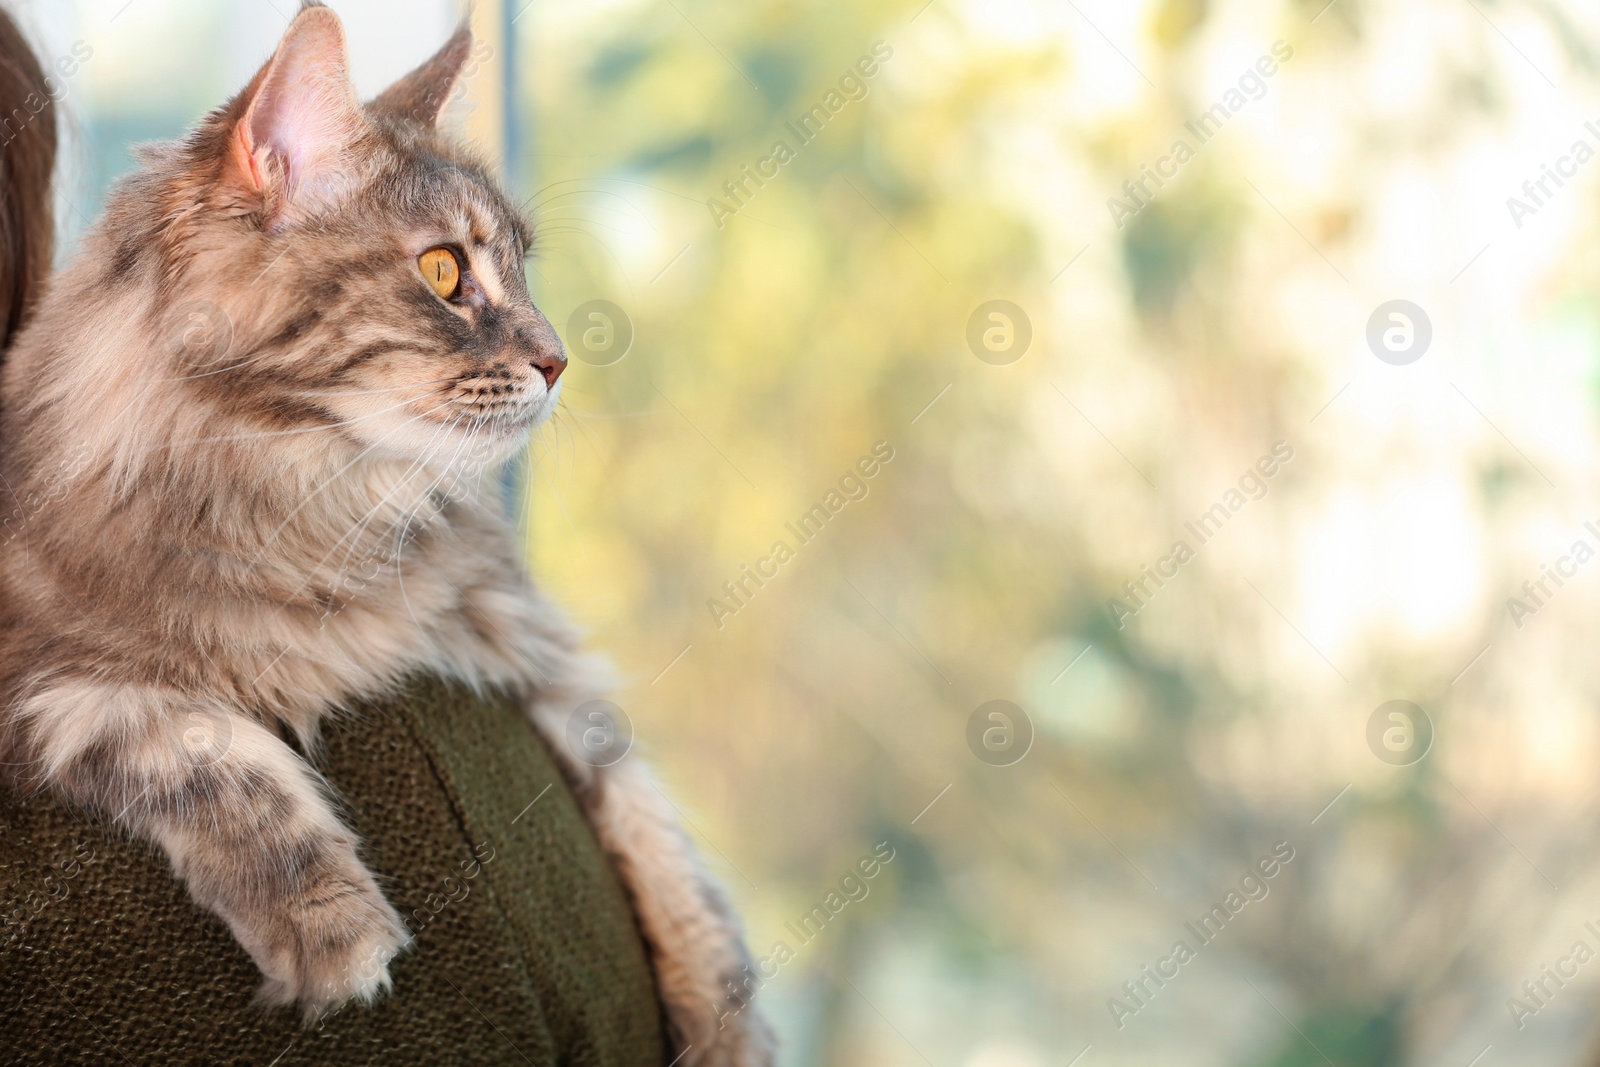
[[0, 4, 773, 1063]]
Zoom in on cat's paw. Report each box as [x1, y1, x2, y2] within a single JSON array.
[[243, 860, 411, 1021]]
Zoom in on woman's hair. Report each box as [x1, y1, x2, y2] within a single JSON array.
[[0, 6, 55, 351]]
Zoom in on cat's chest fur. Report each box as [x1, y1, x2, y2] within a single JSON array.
[[219, 487, 554, 736], [0, 456, 556, 743]]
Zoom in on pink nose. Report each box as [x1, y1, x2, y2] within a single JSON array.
[[532, 344, 566, 389], [521, 310, 567, 389]]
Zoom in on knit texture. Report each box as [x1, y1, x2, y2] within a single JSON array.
[[0, 675, 667, 1066]]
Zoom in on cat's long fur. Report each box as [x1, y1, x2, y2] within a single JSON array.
[[0, 5, 773, 1062]]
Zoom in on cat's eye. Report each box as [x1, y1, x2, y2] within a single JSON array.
[[418, 247, 461, 300]]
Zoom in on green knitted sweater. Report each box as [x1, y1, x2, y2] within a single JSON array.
[[0, 675, 668, 1066]]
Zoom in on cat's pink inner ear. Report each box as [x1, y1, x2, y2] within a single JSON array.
[[235, 7, 365, 213]]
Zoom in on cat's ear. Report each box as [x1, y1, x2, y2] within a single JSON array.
[[369, 24, 474, 130], [222, 5, 367, 224]]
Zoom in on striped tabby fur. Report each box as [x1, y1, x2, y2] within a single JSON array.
[[0, 5, 772, 1063]]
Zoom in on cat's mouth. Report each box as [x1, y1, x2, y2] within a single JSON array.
[[480, 406, 545, 437], [436, 375, 558, 436], [448, 392, 556, 439]]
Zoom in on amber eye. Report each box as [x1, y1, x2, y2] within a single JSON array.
[[418, 247, 461, 299]]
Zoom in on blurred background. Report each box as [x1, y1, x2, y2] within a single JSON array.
[[17, 0, 1600, 1063]]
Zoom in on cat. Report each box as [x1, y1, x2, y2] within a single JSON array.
[[0, 4, 773, 1063]]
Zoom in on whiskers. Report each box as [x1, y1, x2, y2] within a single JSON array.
[[512, 395, 579, 496], [149, 380, 455, 451], [521, 178, 671, 279], [307, 375, 458, 399], [258, 413, 470, 610], [434, 367, 550, 438], [246, 407, 458, 566], [236, 406, 523, 685]]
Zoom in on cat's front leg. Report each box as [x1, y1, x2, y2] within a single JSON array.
[[459, 572, 776, 1062], [526, 695, 777, 1067], [21, 680, 409, 1018]]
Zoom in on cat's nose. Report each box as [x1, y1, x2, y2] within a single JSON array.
[[520, 309, 567, 390], [531, 339, 565, 389]]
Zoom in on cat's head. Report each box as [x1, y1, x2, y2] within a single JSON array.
[[109, 3, 564, 470]]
